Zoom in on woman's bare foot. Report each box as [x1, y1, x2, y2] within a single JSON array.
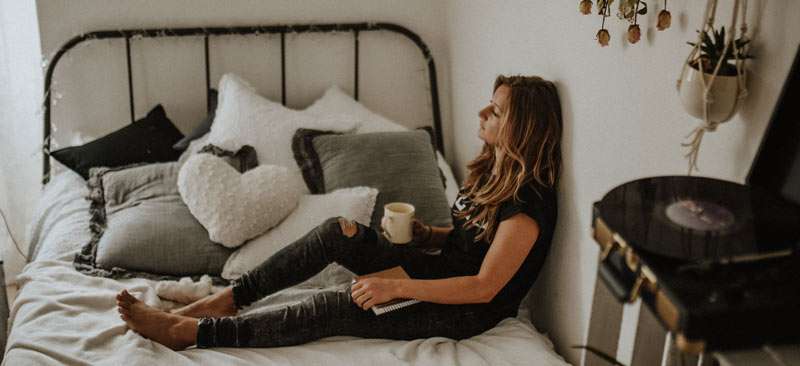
[[117, 290, 198, 350], [171, 287, 237, 318]]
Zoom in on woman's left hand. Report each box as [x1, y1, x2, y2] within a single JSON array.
[[350, 277, 398, 310]]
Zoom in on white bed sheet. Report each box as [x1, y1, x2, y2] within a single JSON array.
[[4, 171, 569, 366]]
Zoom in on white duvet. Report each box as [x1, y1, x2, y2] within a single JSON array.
[[3, 171, 570, 366]]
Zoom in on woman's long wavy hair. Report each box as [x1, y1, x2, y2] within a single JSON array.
[[457, 75, 563, 243]]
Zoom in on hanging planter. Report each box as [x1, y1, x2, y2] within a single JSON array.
[[679, 28, 750, 123], [676, 0, 753, 174], [679, 66, 740, 122]]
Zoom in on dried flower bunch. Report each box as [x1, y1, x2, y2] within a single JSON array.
[[579, 0, 672, 47]]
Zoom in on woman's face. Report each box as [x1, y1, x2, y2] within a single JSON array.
[[478, 84, 511, 145]]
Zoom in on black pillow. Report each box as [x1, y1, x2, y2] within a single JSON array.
[[50, 105, 184, 180], [173, 89, 219, 151]]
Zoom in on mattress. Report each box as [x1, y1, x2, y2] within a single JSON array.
[[3, 170, 570, 366]]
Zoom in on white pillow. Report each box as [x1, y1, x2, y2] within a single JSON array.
[[207, 74, 357, 171], [437, 151, 460, 205], [178, 153, 304, 248], [177, 133, 210, 167], [222, 186, 378, 281], [305, 85, 407, 134]]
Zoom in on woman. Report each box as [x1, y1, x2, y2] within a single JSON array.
[[116, 75, 563, 350]]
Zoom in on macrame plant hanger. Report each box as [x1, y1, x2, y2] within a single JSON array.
[[677, 0, 750, 175]]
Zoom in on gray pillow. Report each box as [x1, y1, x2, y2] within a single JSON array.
[[74, 162, 233, 284], [292, 129, 452, 228]]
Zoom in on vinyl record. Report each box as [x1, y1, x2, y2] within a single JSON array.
[[595, 176, 800, 261]]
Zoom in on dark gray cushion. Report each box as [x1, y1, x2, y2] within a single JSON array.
[[74, 162, 232, 283], [197, 144, 258, 173], [173, 89, 218, 151], [292, 129, 452, 228]]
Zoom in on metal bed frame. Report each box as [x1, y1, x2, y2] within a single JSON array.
[[42, 22, 443, 184]]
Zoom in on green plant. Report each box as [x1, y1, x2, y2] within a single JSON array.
[[687, 26, 753, 76]]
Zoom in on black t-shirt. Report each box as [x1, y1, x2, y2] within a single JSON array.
[[442, 182, 557, 309]]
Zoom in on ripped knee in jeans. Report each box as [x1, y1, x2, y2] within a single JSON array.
[[337, 217, 358, 238]]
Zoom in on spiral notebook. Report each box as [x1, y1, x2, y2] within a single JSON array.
[[358, 266, 420, 315]]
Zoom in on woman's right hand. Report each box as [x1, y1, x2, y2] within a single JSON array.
[[411, 219, 432, 245]]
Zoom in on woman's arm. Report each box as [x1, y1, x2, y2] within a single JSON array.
[[399, 213, 539, 304], [352, 213, 539, 309]]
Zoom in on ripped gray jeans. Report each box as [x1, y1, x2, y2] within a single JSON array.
[[196, 217, 513, 348]]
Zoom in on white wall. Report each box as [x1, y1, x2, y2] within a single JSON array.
[[444, 0, 800, 364], [0, 0, 43, 282]]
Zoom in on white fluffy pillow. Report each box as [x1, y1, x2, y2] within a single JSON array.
[[437, 151, 459, 205], [222, 186, 378, 281], [207, 74, 357, 171], [178, 154, 304, 248], [305, 85, 407, 134]]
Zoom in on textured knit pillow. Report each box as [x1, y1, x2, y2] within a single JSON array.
[[178, 153, 303, 248], [73, 162, 233, 283], [292, 129, 452, 228], [51, 105, 184, 180], [205, 74, 357, 172], [222, 186, 378, 283]]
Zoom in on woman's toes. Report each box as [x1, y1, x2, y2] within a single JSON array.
[[119, 290, 137, 303], [116, 292, 128, 304]]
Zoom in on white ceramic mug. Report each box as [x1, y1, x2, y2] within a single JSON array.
[[381, 202, 415, 244]]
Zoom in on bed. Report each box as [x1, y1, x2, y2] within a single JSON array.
[[3, 23, 570, 366]]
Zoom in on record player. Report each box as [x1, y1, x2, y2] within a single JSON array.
[[592, 45, 800, 354]]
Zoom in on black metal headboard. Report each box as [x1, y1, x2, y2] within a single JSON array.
[[42, 22, 443, 184]]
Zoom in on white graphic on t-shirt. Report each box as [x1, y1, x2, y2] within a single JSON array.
[[454, 194, 468, 212], [453, 193, 487, 231]]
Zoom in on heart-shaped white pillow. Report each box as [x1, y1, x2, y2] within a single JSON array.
[[178, 154, 303, 248]]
